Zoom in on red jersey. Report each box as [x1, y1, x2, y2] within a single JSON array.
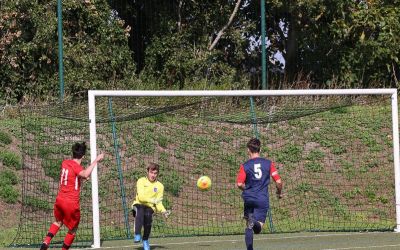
[[57, 159, 84, 202]]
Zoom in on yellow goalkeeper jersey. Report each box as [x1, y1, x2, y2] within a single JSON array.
[[132, 177, 166, 213]]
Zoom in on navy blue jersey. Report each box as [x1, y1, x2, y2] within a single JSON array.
[[241, 157, 271, 204]]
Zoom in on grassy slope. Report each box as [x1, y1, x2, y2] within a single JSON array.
[[0, 118, 22, 247]]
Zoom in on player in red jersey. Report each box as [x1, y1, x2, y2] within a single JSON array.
[[40, 142, 104, 250]]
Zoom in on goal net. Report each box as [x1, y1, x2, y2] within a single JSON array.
[[12, 89, 400, 248]]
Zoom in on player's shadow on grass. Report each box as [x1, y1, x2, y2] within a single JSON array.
[[198, 244, 212, 247], [136, 246, 167, 249]]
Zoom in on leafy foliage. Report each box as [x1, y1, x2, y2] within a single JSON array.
[[1, 0, 399, 102], [328, 1, 400, 86], [0, 130, 12, 145], [0, 184, 19, 204], [0, 170, 18, 185], [0, 150, 21, 169], [42, 159, 63, 180], [0, 0, 136, 103], [0, 170, 19, 204]]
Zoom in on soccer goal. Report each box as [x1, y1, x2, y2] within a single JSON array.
[[13, 89, 400, 248]]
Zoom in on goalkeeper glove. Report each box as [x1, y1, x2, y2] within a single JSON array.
[[162, 210, 171, 218]]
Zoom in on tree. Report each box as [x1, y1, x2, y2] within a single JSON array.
[[126, 0, 252, 89], [263, 0, 400, 86], [1, 0, 399, 102], [0, 0, 135, 103]]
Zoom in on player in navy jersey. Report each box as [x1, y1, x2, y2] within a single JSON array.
[[236, 138, 283, 250]]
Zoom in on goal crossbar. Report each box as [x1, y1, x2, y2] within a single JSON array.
[[89, 89, 397, 97]]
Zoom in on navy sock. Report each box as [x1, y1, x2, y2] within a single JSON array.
[[245, 228, 253, 250], [253, 221, 261, 234]]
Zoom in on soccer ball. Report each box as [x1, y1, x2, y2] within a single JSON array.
[[197, 176, 212, 191]]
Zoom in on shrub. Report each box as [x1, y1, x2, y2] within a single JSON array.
[[305, 162, 324, 172], [0, 184, 19, 204], [0, 170, 18, 185], [25, 196, 50, 210], [161, 170, 184, 196], [43, 159, 62, 179], [0, 130, 12, 145], [38, 181, 50, 194], [0, 151, 21, 169]]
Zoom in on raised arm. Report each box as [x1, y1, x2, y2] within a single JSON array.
[[78, 153, 104, 179]]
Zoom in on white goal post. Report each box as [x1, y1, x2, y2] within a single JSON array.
[[88, 89, 400, 248]]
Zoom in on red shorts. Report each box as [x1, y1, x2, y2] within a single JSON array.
[[54, 197, 81, 230]]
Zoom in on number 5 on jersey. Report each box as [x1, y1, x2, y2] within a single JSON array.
[[254, 163, 262, 179]]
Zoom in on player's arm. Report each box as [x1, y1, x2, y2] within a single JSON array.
[[79, 153, 104, 179], [270, 162, 283, 198], [236, 164, 246, 191], [155, 185, 167, 215]]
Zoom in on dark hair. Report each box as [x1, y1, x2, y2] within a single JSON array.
[[72, 142, 87, 159], [247, 138, 261, 153], [147, 162, 160, 172]]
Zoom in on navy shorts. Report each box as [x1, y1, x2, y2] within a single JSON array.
[[243, 200, 268, 223]]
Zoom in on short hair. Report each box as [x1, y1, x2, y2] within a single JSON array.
[[147, 162, 160, 172], [247, 138, 261, 153], [72, 142, 87, 159]]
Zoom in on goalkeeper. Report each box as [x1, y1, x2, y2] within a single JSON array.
[[131, 162, 169, 250]]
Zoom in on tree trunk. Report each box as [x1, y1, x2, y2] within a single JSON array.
[[208, 0, 242, 51], [285, 13, 299, 81], [177, 0, 183, 32]]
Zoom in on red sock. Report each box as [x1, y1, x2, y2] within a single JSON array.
[[44, 223, 60, 245], [62, 232, 75, 250]]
